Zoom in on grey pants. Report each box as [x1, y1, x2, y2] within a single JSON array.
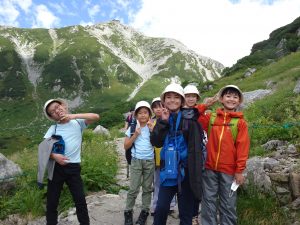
[[125, 158, 155, 211], [201, 169, 237, 225]]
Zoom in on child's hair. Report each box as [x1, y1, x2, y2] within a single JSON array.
[[220, 87, 242, 99], [151, 101, 161, 109]]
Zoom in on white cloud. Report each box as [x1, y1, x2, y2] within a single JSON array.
[[130, 0, 300, 66], [85, 0, 92, 6], [117, 0, 130, 8], [14, 0, 32, 13], [80, 20, 94, 26], [0, 0, 20, 26], [88, 4, 100, 20], [48, 2, 76, 16], [48, 2, 64, 15], [32, 4, 60, 28]]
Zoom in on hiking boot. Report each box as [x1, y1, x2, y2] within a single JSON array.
[[124, 210, 133, 225], [192, 215, 199, 225], [135, 210, 149, 225]]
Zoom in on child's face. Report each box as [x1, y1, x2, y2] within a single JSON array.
[[152, 105, 162, 118], [164, 92, 182, 112], [185, 93, 198, 108], [220, 92, 240, 111], [136, 107, 150, 124], [47, 102, 67, 121]]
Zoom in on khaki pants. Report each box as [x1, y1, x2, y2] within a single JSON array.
[[125, 158, 155, 211]]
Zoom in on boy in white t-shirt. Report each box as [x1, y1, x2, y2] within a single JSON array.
[[43, 98, 99, 225]]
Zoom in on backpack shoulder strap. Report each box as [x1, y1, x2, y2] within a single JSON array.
[[75, 119, 83, 132], [54, 124, 57, 134], [129, 118, 137, 136], [208, 112, 217, 137], [230, 118, 239, 143], [207, 112, 239, 143], [129, 119, 137, 154]]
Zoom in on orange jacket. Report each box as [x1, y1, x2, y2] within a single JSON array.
[[199, 108, 250, 175]]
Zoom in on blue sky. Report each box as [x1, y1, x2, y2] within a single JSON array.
[[0, 0, 300, 66]]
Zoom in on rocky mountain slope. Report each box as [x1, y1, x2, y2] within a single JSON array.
[[0, 20, 223, 104]]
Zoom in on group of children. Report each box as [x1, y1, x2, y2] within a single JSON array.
[[39, 82, 249, 225], [123, 83, 250, 225]]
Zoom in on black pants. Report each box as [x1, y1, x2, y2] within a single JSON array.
[[154, 173, 196, 225], [46, 163, 89, 225]]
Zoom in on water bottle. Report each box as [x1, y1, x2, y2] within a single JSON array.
[[165, 143, 178, 179]]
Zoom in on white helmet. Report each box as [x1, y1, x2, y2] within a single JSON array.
[[151, 97, 161, 108], [151, 97, 161, 104], [160, 83, 185, 103], [218, 85, 244, 103], [134, 100, 152, 116], [43, 98, 68, 121], [183, 85, 200, 98]]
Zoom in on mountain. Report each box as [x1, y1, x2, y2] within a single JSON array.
[[0, 20, 224, 153], [223, 16, 300, 75], [0, 20, 223, 103]]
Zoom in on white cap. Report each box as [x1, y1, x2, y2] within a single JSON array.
[[134, 100, 152, 116], [43, 98, 68, 121], [183, 85, 200, 97], [218, 85, 243, 103], [160, 83, 185, 103]]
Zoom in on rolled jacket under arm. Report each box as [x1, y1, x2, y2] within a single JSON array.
[[37, 137, 58, 186]]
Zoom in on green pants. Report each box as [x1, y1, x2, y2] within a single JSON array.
[[125, 158, 155, 211]]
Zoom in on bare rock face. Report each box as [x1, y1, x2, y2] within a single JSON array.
[[93, 125, 110, 136], [245, 157, 273, 193], [245, 140, 300, 223], [0, 153, 22, 192], [244, 67, 256, 77], [241, 89, 272, 109], [290, 173, 300, 198], [293, 79, 300, 94]]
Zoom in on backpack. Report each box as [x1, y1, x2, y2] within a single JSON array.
[[51, 135, 65, 154], [125, 118, 137, 165], [160, 111, 187, 187], [208, 112, 239, 142]]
